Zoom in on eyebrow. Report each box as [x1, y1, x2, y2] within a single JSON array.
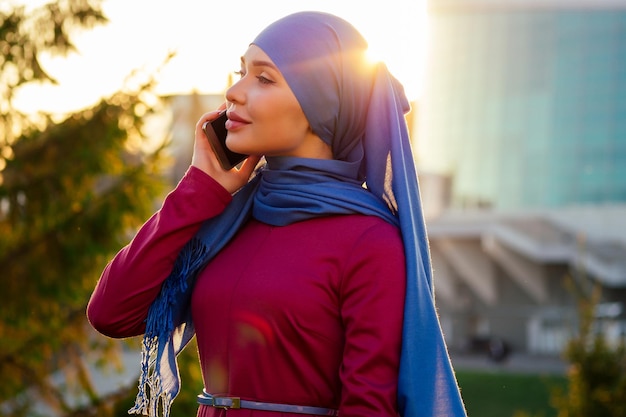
[[240, 56, 279, 71]]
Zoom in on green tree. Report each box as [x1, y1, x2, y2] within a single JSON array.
[[0, 1, 172, 415], [551, 266, 626, 417]]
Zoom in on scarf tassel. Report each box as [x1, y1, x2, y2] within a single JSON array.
[[129, 237, 209, 416]]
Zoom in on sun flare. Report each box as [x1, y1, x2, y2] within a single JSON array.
[[13, 0, 429, 115]]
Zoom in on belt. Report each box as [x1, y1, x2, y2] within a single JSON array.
[[197, 390, 339, 416]]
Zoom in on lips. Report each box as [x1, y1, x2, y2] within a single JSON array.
[[226, 112, 250, 130]]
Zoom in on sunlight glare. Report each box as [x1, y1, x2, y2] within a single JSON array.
[[11, 0, 429, 115], [365, 45, 384, 66]]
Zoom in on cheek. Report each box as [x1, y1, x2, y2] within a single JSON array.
[[238, 89, 312, 154], [274, 100, 310, 134], [268, 110, 307, 134], [269, 113, 310, 148], [255, 102, 309, 144]]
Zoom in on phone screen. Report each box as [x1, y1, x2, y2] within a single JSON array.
[[202, 111, 248, 170]]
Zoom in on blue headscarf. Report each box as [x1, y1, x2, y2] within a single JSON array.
[[130, 11, 466, 417]]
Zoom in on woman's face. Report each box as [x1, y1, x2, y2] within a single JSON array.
[[224, 45, 331, 159]]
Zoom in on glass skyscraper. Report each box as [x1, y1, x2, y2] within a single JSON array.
[[417, 0, 626, 209]]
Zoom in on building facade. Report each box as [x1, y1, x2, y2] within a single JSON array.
[[417, 0, 626, 357], [418, 0, 626, 210]]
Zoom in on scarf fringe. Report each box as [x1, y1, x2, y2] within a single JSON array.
[[128, 335, 172, 417], [145, 237, 209, 338], [130, 237, 209, 416]]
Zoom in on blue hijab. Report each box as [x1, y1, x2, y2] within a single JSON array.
[[130, 11, 466, 417]]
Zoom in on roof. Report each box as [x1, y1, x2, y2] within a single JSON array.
[[427, 204, 626, 287]]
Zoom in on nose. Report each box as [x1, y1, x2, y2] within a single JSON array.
[[225, 77, 245, 106]]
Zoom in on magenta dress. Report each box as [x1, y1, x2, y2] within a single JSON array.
[[88, 167, 406, 416]]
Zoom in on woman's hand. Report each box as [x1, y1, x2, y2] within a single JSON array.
[[191, 108, 262, 194]]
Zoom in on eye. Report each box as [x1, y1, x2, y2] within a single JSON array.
[[256, 75, 274, 85], [233, 70, 245, 79]]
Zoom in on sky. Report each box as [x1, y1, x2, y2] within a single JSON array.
[[13, 0, 429, 115]]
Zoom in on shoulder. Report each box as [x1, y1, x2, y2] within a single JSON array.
[[334, 216, 407, 304], [307, 215, 406, 274]]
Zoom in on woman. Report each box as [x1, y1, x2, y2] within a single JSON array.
[[87, 11, 466, 417]]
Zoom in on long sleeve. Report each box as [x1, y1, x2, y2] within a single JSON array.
[[339, 222, 406, 416], [87, 166, 232, 338]]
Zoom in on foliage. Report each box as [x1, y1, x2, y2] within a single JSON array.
[[0, 0, 107, 140], [0, 1, 174, 415], [551, 271, 626, 417]]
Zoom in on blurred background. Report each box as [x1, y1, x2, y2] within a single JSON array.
[[2, 0, 625, 416]]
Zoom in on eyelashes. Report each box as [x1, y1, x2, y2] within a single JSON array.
[[256, 75, 274, 85], [233, 70, 275, 85]]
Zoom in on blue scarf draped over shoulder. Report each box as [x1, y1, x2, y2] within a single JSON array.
[[130, 11, 467, 417]]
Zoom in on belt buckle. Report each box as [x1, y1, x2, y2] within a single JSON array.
[[212, 395, 241, 410]]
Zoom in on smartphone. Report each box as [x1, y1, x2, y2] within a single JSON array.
[[202, 110, 248, 170]]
